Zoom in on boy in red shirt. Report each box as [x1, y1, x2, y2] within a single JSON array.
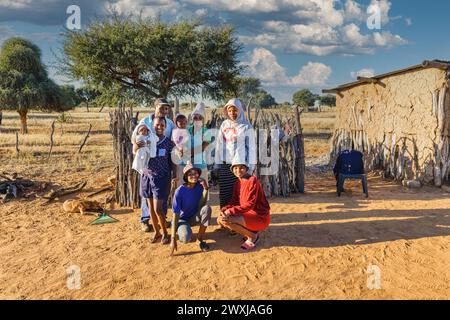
[[217, 161, 270, 251]]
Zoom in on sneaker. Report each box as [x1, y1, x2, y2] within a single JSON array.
[[140, 221, 152, 232], [199, 241, 210, 252]]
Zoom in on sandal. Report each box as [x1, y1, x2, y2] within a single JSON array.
[[150, 233, 162, 244], [161, 234, 170, 245], [240, 234, 260, 251]]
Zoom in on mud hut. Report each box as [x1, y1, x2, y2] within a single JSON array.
[[324, 60, 450, 186]]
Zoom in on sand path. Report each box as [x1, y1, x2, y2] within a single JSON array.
[[1, 171, 449, 299]]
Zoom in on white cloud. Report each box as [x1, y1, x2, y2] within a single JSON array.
[[244, 48, 332, 87], [342, 23, 369, 47], [290, 62, 332, 86], [351, 68, 375, 79], [186, 0, 280, 13], [373, 31, 407, 47], [106, 0, 181, 18], [195, 8, 208, 17], [244, 48, 287, 85], [0, 0, 33, 10], [344, 0, 364, 21], [405, 18, 412, 26]]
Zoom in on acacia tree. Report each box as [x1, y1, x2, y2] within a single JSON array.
[[319, 94, 336, 107], [292, 89, 319, 108], [63, 15, 242, 101], [0, 37, 71, 133], [76, 86, 100, 112]]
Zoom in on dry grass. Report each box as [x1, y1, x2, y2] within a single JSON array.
[[0, 108, 114, 179]]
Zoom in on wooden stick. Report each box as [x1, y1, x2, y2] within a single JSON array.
[[40, 181, 87, 205], [85, 186, 113, 198], [48, 120, 55, 159], [78, 124, 92, 153], [15, 132, 19, 155]]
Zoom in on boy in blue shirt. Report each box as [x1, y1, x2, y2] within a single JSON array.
[[170, 163, 211, 255]]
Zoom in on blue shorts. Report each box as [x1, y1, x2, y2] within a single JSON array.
[[140, 174, 169, 200]]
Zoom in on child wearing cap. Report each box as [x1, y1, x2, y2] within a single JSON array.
[[170, 163, 211, 255], [217, 161, 270, 251]]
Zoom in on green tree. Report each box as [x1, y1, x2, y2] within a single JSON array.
[[319, 94, 336, 106], [76, 86, 100, 112], [255, 90, 277, 109], [0, 37, 72, 134], [292, 89, 318, 108], [61, 85, 82, 108], [63, 15, 242, 102]]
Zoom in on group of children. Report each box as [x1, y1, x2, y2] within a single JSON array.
[[131, 98, 270, 253]]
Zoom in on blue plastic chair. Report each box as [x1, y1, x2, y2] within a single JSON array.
[[337, 173, 369, 198]]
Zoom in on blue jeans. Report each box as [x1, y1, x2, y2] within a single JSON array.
[[140, 197, 168, 223], [177, 205, 212, 243]]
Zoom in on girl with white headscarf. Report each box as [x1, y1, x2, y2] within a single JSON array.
[[214, 98, 257, 208]]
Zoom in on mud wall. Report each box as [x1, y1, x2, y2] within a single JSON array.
[[330, 67, 450, 185]]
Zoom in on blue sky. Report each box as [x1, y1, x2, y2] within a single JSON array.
[[1, 0, 449, 103]]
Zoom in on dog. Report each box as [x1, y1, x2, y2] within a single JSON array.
[[63, 199, 104, 215]]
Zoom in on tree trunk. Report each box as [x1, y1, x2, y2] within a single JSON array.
[[0, 110, 3, 125], [18, 110, 28, 134], [86, 100, 90, 112]]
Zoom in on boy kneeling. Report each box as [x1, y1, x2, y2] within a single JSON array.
[[170, 163, 211, 255]]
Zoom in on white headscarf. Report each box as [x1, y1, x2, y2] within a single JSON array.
[[223, 98, 250, 125], [190, 102, 206, 120]]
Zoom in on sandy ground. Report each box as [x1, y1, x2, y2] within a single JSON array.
[[1, 168, 450, 300], [1, 109, 449, 300]]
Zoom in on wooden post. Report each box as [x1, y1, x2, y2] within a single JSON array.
[[110, 106, 140, 208], [48, 120, 55, 159], [294, 106, 305, 193]]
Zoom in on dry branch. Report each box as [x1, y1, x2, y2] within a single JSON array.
[[40, 181, 87, 205], [78, 124, 92, 153], [85, 186, 113, 198]]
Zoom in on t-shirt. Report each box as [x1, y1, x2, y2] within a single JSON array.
[[144, 136, 175, 178], [172, 182, 204, 220]]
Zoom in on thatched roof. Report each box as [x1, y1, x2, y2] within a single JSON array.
[[323, 60, 450, 95]]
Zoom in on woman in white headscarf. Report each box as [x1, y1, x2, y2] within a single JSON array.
[[214, 98, 257, 208]]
